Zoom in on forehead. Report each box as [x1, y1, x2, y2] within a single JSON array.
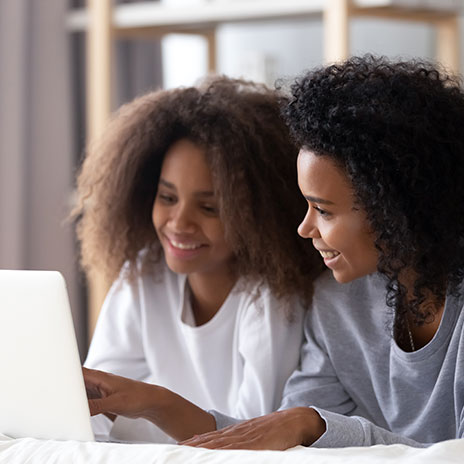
[[297, 149, 353, 203], [161, 139, 212, 185]]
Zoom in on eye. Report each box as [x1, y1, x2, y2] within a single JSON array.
[[157, 192, 176, 204], [312, 205, 332, 218], [201, 204, 219, 216]]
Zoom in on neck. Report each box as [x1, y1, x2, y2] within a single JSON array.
[[187, 268, 237, 326], [406, 301, 445, 351], [398, 269, 447, 350]]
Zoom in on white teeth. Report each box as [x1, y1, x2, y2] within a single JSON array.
[[170, 239, 201, 250], [320, 250, 340, 259]]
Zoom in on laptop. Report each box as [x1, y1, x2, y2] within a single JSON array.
[[0, 270, 95, 441]]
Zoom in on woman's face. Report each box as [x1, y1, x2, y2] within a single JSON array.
[[152, 139, 234, 277], [297, 149, 378, 283]]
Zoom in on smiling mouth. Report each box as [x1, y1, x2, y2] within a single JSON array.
[[167, 237, 204, 251], [319, 250, 340, 259]]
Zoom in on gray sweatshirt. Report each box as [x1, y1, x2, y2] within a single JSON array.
[[212, 272, 464, 448]]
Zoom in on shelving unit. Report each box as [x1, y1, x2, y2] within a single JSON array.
[[69, 0, 462, 337]]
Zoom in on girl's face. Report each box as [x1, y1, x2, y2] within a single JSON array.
[[152, 139, 234, 277], [297, 149, 378, 283]]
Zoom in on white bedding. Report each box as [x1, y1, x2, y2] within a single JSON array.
[[0, 434, 462, 464]]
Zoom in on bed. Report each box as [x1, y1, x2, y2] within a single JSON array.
[[0, 434, 462, 464]]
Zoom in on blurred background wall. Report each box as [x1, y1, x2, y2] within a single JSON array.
[[0, 0, 462, 359], [0, 0, 82, 347]]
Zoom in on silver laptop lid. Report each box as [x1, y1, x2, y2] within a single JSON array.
[[0, 270, 94, 441]]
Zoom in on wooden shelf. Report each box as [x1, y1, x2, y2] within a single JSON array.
[[68, 1, 461, 33], [69, 1, 326, 34]]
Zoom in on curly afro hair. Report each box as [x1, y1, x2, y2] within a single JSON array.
[[283, 55, 464, 333], [73, 76, 324, 304]]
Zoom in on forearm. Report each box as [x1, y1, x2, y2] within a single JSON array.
[[84, 368, 217, 442], [140, 385, 217, 441], [311, 408, 428, 448], [190, 406, 431, 450]]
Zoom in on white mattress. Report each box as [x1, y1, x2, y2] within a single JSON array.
[[0, 433, 462, 464]]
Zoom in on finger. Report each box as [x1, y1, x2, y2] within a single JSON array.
[[182, 438, 227, 449], [88, 398, 105, 416], [186, 433, 284, 451], [83, 368, 114, 394], [83, 368, 101, 387], [189, 441, 224, 449], [184, 436, 254, 450], [88, 396, 118, 417], [217, 435, 285, 451], [83, 378, 107, 400], [82, 367, 101, 380], [85, 385, 103, 400], [214, 441, 259, 450], [180, 430, 246, 447], [180, 436, 215, 447], [180, 423, 243, 445], [83, 367, 107, 384], [180, 432, 220, 446]]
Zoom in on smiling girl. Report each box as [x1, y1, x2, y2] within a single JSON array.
[[180, 56, 464, 449], [75, 77, 323, 443]]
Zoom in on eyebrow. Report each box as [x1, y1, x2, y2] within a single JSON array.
[[159, 178, 214, 197], [304, 195, 335, 205]]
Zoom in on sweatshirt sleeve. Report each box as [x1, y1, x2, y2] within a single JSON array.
[[209, 410, 244, 430], [310, 408, 427, 447], [231, 291, 305, 419], [279, 308, 358, 417], [84, 274, 150, 381]]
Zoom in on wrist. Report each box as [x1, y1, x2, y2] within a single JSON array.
[[138, 383, 165, 422], [286, 407, 326, 446]]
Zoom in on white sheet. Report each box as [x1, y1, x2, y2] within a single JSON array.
[[0, 434, 463, 464]]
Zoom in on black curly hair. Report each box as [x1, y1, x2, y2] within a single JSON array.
[[73, 76, 324, 304], [283, 55, 464, 335]]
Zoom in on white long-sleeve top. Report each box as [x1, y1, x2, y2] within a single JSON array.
[[85, 262, 304, 443]]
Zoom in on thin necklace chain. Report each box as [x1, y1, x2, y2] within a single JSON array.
[[405, 317, 415, 352]]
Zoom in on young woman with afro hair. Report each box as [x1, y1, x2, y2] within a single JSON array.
[[78, 77, 324, 443], [179, 56, 464, 449]]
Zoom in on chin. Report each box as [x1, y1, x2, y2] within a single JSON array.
[[332, 273, 352, 284], [165, 259, 196, 275], [331, 269, 364, 284]]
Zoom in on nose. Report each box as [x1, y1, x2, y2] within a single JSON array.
[[297, 207, 321, 239], [169, 203, 196, 234]]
